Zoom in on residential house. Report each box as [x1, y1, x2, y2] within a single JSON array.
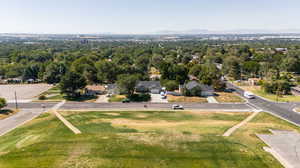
[[106, 84, 120, 95], [135, 81, 162, 94], [248, 78, 260, 86], [85, 85, 105, 96], [184, 81, 214, 97]]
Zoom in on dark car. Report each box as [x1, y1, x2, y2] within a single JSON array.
[[122, 98, 130, 103]]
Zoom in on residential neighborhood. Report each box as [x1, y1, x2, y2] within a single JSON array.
[[1, 0, 300, 167]]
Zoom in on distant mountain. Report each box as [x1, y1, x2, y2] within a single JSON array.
[[153, 29, 300, 35]]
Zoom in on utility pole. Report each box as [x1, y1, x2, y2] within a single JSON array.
[[14, 91, 18, 109]]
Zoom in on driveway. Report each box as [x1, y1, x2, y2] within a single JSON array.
[[151, 94, 168, 103], [95, 94, 109, 103]]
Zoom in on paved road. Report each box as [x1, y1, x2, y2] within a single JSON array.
[[7, 102, 251, 111], [0, 108, 47, 136], [7, 102, 57, 109], [60, 102, 250, 111], [226, 82, 300, 126]]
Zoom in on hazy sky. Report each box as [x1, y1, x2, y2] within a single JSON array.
[[0, 0, 299, 34]]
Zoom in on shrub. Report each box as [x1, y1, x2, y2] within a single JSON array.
[[0, 97, 7, 110], [128, 93, 151, 102], [257, 80, 264, 86], [262, 80, 291, 95], [38, 95, 46, 100]]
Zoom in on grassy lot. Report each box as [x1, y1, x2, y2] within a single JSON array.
[[0, 109, 18, 120], [38, 86, 97, 102], [38, 86, 64, 101], [0, 110, 297, 167], [108, 95, 126, 102], [241, 85, 300, 102], [215, 92, 245, 103], [167, 95, 208, 103]]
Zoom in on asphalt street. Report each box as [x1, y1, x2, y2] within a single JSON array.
[[7, 102, 251, 111], [226, 82, 300, 126], [0, 108, 46, 136]]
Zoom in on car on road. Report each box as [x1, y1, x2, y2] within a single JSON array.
[[172, 104, 184, 110], [122, 98, 130, 103], [244, 91, 255, 99]]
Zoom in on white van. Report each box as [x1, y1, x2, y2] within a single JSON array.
[[244, 91, 255, 99]]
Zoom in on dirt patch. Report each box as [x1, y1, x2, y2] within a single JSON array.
[[167, 95, 207, 103], [135, 114, 148, 118], [104, 113, 120, 116], [185, 111, 248, 116], [215, 92, 245, 103], [121, 132, 201, 149], [94, 118, 186, 127]]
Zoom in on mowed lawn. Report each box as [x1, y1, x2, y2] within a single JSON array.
[[0, 110, 298, 168]]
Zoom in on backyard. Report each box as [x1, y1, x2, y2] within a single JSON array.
[[0, 110, 297, 167]]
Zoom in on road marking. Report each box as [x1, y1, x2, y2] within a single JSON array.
[[223, 111, 261, 137], [246, 102, 262, 111]]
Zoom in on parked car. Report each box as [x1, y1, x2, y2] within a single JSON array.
[[224, 88, 235, 93], [172, 104, 184, 110], [161, 95, 167, 99], [122, 98, 130, 103], [244, 91, 255, 99]]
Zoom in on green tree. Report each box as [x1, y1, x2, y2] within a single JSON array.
[[71, 56, 98, 84], [0, 98, 7, 110], [95, 60, 118, 83], [117, 74, 139, 97], [60, 71, 87, 98], [43, 62, 66, 84]]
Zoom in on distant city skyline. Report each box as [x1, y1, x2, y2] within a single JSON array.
[[1, 0, 300, 34]]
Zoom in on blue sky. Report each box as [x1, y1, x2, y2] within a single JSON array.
[[0, 0, 299, 34]]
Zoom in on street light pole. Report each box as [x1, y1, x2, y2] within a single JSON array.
[[14, 91, 18, 109]]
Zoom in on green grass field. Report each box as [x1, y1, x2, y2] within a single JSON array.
[[0, 110, 298, 167]]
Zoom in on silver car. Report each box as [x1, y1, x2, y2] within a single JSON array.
[[172, 104, 184, 110]]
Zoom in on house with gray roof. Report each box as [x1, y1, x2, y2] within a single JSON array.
[[135, 81, 162, 94], [184, 81, 214, 97]]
